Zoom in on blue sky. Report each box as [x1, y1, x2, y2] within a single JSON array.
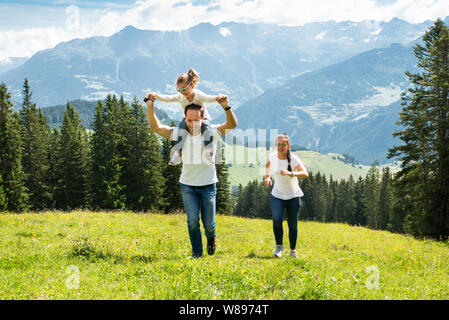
[[0, 0, 137, 31], [0, 0, 213, 30], [0, 0, 445, 31], [1, 0, 448, 62]]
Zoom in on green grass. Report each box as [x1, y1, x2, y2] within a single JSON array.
[[224, 145, 396, 187], [1, 211, 448, 300]]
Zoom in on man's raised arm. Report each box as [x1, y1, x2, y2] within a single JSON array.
[[216, 95, 237, 136], [145, 93, 173, 140]]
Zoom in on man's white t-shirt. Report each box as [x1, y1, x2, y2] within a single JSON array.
[[269, 152, 304, 200], [171, 124, 222, 186]]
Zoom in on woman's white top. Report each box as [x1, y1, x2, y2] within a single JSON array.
[[157, 89, 216, 120], [269, 152, 304, 200]]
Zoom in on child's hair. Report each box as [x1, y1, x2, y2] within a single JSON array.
[[277, 133, 292, 172], [177, 68, 200, 86]]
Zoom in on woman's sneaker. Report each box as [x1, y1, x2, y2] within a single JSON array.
[[289, 250, 298, 259], [169, 151, 182, 166], [273, 245, 284, 258]]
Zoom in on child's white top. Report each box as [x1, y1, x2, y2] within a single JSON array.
[[269, 152, 304, 200], [157, 89, 216, 120]]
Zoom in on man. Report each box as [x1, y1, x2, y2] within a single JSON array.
[[145, 93, 237, 258]]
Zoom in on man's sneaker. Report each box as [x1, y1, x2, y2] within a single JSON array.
[[207, 238, 216, 256], [169, 151, 182, 166], [273, 245, 284, 258], [289, 249, 298, 259], [191, 253, 202, 259]]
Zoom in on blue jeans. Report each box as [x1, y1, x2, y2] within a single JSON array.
[[180, 183, 217, 256], [270, 195, 301, 250]]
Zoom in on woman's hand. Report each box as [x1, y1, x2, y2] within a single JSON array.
[[264, 176, 272, 188], [280, 169, 291, 176]]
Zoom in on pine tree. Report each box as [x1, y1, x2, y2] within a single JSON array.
[[299, 171, 314, 220], [230, 185, 241, 216], [255, 180, 272, 219], [145, 127, 166, 211], [387, 177, 408, 233], [161, 122, 183, 213], [336, 177, 356, 224], [47, 128, 63, 209], [344, 175, 357, 225], [234, 180, 258, 218], [354, 176, 366, 226], [105, 95, 126, 209], [0, 174, 7, 211], [90, 95, 126, 209], [90, 100, 108, 209], [312, 172, 328, 222], [215, 144, 232, 215], [104, 95, 126, 209], [19, 79, 51, 210], [232, 178, 272, 219], [246, 180, 259, 219], [389, 19, 449, 239], [363, 165, 380, 229], [117, 95, 132, 198], [58, 102, 90, 210], [233, 183, 244, 217], [122, 97, 165, 211], [327, 175, 337, 222], [0, 82, 29, 212], [378, 167, 392, 230]]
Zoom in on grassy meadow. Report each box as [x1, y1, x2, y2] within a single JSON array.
[[0, 211, 448, 300]]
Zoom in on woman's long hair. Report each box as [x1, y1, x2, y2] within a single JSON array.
[[277, 133, 292, 172]]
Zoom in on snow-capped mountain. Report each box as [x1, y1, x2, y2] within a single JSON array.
[[0, 18, 440, 120]]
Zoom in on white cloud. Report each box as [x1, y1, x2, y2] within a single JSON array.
[[0, 57, 12, 65], [219, 27, 232, 37], [315, 31, 327, 40], [84, 0, 449, 38], [0, 27, 68, 60], [1, 0, 449, 61]]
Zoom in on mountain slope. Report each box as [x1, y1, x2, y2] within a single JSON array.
[[232, 43, 417, 164]]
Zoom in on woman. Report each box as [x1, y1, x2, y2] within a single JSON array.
[[265, 134, 308, 258]]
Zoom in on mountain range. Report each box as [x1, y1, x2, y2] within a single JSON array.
[[1, 17, 446, 164], [231, 43, 418, 164], [1, 18, 441, 112]]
